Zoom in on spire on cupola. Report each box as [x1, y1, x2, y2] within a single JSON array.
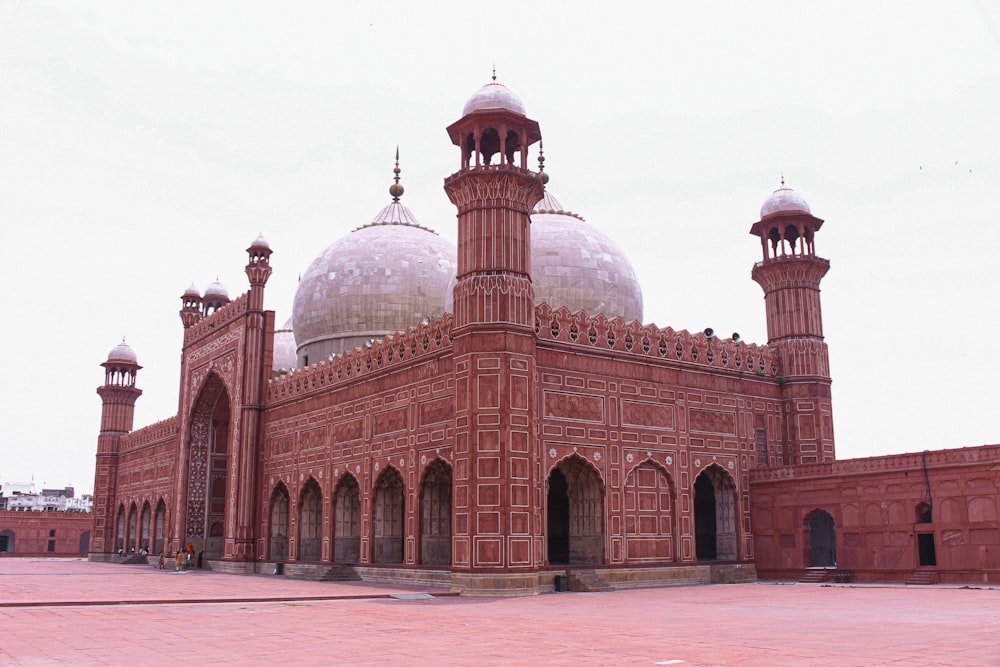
[[389, 147, 404, 202], [361, 149, 432, 231], [537, 140, 549, 186]]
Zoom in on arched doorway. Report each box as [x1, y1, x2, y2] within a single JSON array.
[[420, 459, 452, 566], [807, 509, 837, 567], [694, 465, 737, 561], [115, 505, 125, 553], [546, 456, 604, 565], [269, 484, 290, 561], [298, 479, 322, 562], [78, 530, 90, 555], [623, 461, 675, 562], [139, 502, 151, 553], [333, 475, 361, 563], [153, 501, 166, 556], [373, 468, 405, 564], [0, 529, 14, 553], [127, 503, 137, 553], [185, 373, 231, 559]]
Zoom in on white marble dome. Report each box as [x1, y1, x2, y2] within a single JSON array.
[[106, 340, 138, 364], [760, 185, 811, 218], [529, 191, 643, 321], [291, 201, 457, 365], [462, 81, 527, 117]]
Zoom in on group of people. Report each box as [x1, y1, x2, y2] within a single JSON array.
[[155, 543, 197, 571]]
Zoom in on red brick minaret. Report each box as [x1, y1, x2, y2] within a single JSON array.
[[92, 340, 142, 556], [444, 77, 547, 593], [233, 234, 273, 560], [751, 181, 835, 464]]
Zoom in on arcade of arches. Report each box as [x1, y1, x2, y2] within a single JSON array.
[[236, 455, 743, 568]]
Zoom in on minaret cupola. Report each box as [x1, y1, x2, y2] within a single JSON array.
[[180, 283, 203, 328]]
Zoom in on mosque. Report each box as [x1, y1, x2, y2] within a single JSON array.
[[90, 79, 1000, 593]]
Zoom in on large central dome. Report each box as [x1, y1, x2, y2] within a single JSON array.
[[444, 191, 643, 322], [529, 191, 643, 322], [291, 200, 457, 365]]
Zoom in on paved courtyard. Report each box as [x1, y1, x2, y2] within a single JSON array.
[[1, 558, 998, 666]]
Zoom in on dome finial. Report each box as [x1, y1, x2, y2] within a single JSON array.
[[492, 64, 496, 82], [780, 173, 785, 188], [389, 146, 404, 202], [537, 139, 549, 185]]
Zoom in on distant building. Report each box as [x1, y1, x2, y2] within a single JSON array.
[[0, 482, 92, 513]]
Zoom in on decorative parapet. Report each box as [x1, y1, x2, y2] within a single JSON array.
[[120, 416, 179, 453], [267, 314, 454, 403], [750, 444, 1000, 482], [183, 292, 250, 347], [534, 303, 779, 376]]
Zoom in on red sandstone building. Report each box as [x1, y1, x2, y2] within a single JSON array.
[[89, 80, 1000, 592]]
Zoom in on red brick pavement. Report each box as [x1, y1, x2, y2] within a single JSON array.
[[1, 558, 998, 666]]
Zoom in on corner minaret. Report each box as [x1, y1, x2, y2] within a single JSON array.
[[751, 181, 835, 464], [444, 77, 546, 593], [444, 75, 544, 330], [92, 340, 143, 556]]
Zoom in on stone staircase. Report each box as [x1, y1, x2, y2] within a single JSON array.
[[567, 570, 613, 592], [799, 568, 831, 583], [120, 554, 149, 565], [905, 567, 940, 585], [283, 564, 361, 582]]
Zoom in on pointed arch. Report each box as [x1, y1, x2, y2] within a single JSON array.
[[546, 454, 604, 565], [127, 502, 138, 553], [185, 371, 231, 558], [153, 499, 167, 556], [115, 504, 126, 554], [805, 508, 837, 567], [694, 464, 737, 561], [419, 458, 452, 566], [139, 501, 151, 552], [78, 530, 90, 555], [333, 473, 361, 563], [623, 459, 676, 563], [269, 483, 290, 561], [373, 467, 405, 564], [297, 478, 323, 562]]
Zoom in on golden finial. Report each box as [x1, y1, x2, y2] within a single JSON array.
[[537, 140, 549, 185], [389, 147, 404, 202]]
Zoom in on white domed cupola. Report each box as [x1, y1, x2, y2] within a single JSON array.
[[751, 178, 825, 261], [447, 73, 541, 170]]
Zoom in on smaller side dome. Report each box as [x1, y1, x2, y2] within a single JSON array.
[[250, 234, 270, 250], [183, 282, 201, 298], [204, 280, 229, 299], [760, 184, 811, 218], [462, 82, 526, 117], [107, 339, 138, 364]]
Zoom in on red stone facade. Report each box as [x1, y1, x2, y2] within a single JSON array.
[[0, 511, 92, 556], [88, 84, 999, 592], [751, 445, 1000, 583]]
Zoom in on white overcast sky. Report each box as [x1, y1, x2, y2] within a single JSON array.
[[2, 2, 998, 496]]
